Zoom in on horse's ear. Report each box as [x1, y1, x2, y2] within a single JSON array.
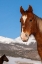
[[20, 6, 24, 14], [28, 5, 33, 12], [3, 54, 5, 56]]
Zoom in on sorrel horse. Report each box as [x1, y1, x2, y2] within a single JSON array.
[[0, 54, 9, 64], [20, 5, 42, 61]]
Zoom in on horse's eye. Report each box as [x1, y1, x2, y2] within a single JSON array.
[[20, 21, 21, 22], [30, 19, 32, 22]]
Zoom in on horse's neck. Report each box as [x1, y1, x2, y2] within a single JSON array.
[[34, 14, 42, 33], [34, 14, 42, 44], [34, 27, 42, 45], [0, 57, 4, 64], [34, 14, 42, 60]]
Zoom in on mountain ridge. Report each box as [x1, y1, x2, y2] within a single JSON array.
[[0, 35, 36, 45]]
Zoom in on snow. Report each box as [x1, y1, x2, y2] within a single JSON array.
[[0, 36, 40, 64], [0, 35, 36, 45], [15, 35, 36, 45], [0, 36, 15, 44], [3, 56, 41, 64]]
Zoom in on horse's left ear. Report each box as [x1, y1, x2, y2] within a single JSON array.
[[28, 5, 33, 12]]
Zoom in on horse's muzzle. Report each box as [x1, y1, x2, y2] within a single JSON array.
[[20, 33, 29, 42], [6, 59, 9, 62]]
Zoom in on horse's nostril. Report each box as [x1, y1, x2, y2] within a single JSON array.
[[7, 59, 9, 61], [25, 34, 28, 37]]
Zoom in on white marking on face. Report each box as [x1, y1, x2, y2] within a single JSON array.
[[22, 15, 27, 23], [21, 27, 29, 41], [21, 27, 25, 37]]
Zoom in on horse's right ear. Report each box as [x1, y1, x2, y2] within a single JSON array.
[[20, 6, 24, 14], [3, 54, 5, 56]]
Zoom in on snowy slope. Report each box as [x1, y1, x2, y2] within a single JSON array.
[[0, 35, 36, 45], [0, 36, 15, 44], [3, 56, 41, 64]]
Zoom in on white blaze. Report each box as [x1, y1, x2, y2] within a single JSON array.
[[22, 15, 27, 23], [21, 28, 28, 41], [21, 15, 28, 41], [21, 28, 25, 38]]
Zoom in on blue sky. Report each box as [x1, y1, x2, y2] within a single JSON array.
[[0, 0, 42, 39]]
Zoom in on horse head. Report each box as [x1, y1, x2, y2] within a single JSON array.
[[1, 54, 9, 62], [20, 5, 37, 42]]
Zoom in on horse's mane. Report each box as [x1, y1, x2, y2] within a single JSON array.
[[34, 14, 42, 32]]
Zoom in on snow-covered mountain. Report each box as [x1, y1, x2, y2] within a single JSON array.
[[0, 36, 15, 44], [0, 35, 36, 45], [0, 35, 39, 61]]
